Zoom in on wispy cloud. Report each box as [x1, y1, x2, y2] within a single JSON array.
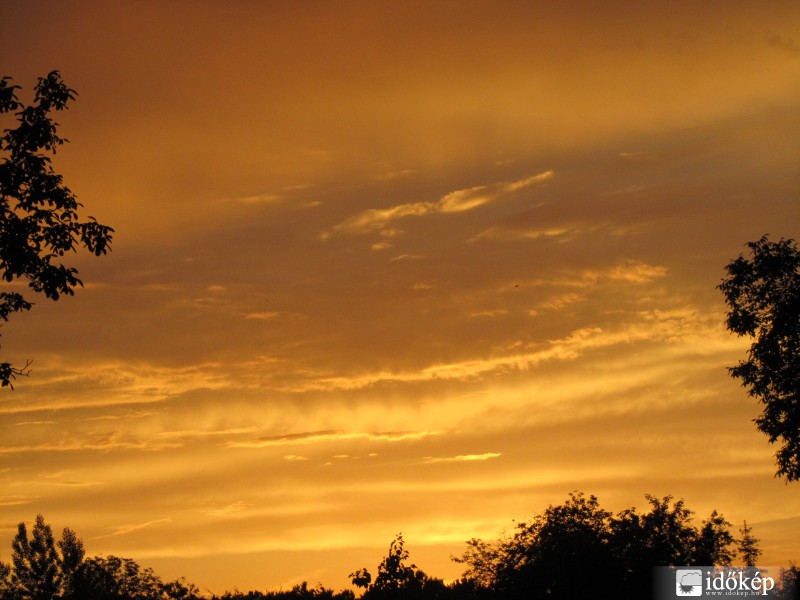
[[518, 260, 668, 289], [96, 518, 172, 538], [219, 193, 282, 205], [0, 495, 40, 507], [373, 169, 417, 181], [228, 430, 441, 449], [155, 427, 261, 441], [470, 309, 509, 318], [535, 292, 585, 311], [56, 481, 104, 487], [243, 311, 281, 320], [605, 261, 668, 283], [0, 427, 267, 456], [86, 410, 158, 422], [471, 216, 642, 243], [472, 225, 579, 242], [390, 253, 424, 261], [0, 360, 236, 415], [203, 501, 252, 517], [0, 436, 180, 454], [288, 307, 726, 392], [324, 171, 553, 237], [424, 453, 502, 463]]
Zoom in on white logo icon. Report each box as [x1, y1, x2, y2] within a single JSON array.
[[676, 569, 703, 596]]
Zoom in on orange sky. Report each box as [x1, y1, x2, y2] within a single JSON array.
[[1, 0, 799, 594]]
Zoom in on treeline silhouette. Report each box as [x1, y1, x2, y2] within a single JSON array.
[[1, 493, 797, 600]]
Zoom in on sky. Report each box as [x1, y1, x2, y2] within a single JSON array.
[[1, 0, 799, 594]]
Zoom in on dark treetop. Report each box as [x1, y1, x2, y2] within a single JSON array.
[[0, 71, 113, 388], [719, 235, 800, 482]]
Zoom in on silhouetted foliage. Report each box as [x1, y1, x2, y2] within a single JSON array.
[[69, 555, 201, 600], [719, 235, 800, 481], [692, 510, 736, 566], [0, 559, 14, 600], [773, 565, 799, 600], [738, 521, 762, 568], [0, 515, 200, 600], [349, 534, 445, 600], [56, 526, 84, 599], [69, 556, 163, 600], [455, 492, 749, 600], [1, 508, 792, 600], [10, 514, 63, 600], [212, 582, 355, 600], [161, 578, 203, 600], [0, 71, 113, 388]]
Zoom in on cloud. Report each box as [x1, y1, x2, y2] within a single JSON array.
[[155, 427, 261, 441], [390, 253, 424, 261], [219, 193, 283, 205], [0, 495, 39, 507], [373, 169, 417, 181], [470, 309, 509, 318], [536, 293, 585, 311], [97, 518, 173, 538], [55, 481, 104, 487], [0, 360, 235, 415], [325, 171, 553, 237], [424, 453, 502, 463], [518, 260, 668, 289], [472, 226, 577, 242], [285, 306, 726, 392], [0, 435, 180, 454], [86, 410, 158, 422], [435, 185, 495, 213], [228, 430, 441, 449], [618, 151, 658, 163], [244, 311, 281, 320], [203, 501, 252, 517], [325, 203, 430, 238], [605, 261, 668, 283]]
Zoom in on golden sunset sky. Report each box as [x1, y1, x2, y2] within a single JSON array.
[[1, 0, 799, 593]]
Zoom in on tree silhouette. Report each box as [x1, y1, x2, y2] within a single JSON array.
[[693, 510, 735, 566], [56, 526, 84, 599], [0, 508, 784, 600], [737, 521, 762, 567], [214, 582, 355, 600], [458, 492, 619, 600], [70, 555, 170, 600], [0, 515, 203, 600], [774, 565, 799, 600], [0, 560, 12, 600], [350, 534, 444, 600], [608, 495, 713, 598], [370, 534, 424, 595], [67, 555, 202, 600], [0, 71, 113, 388], [10, 515, 63, 600], [455, 493, 743, 600], [719, 235, 800, 481]]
